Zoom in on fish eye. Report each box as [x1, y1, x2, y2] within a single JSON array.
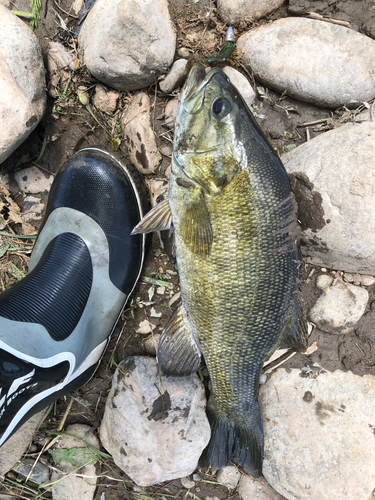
[[212, 98, 231, 119]]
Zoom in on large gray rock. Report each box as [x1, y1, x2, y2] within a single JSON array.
[[282, 121, 375, 274], [100, 356, 210, 487], [0, 6, 46, 163], [79, 0, 176, 91], [260, 368, 375, 500], [237, 18, 375, 108], [217, 0, 284, 23]]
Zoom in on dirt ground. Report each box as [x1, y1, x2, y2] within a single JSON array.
[[0, 0, 374, 498]]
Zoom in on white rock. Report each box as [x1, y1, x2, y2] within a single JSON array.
[[260, 369, 375, 500], [283, 121, 375, 274], [181, 476, 195, 489], [0, 409, 45, 475], [136, 319, 157, 334], [315, 274, 333, 291], [178, 47, 190, 58], [222, 66, 255, 109], [51, 424, 99, 500], [217, 465, 241, 490], [0, 6, 46, 163], [99, 356, 210, 487], [238, 18, 375, 108], [79, 0, 176, 91], [238, 475, 287, 500], [361, 275, 375, 287], [14, 166, 53, 194], [217, 0, 284, 23], [46, 41, 75, 96], [309, 279, 368, 334], [121, 92, 162, 174], [160, 59, 187, 94], [92, 84, 119, 114]]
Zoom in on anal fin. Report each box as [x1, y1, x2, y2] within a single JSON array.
[[132, 199, 171, 235], [158, 305, 201, 376]]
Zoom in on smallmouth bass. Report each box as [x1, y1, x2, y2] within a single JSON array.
[[133, 63, 307, 477]]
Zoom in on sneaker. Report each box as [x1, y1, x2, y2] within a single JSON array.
[[0, 147, 149, 446]]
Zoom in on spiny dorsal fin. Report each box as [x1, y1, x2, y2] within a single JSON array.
[[158, 305, 201, 376], [180, 189, 213, 256], [132, 199, 171, 235]]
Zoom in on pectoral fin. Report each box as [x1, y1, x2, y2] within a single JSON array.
[[180, 189, 213, 256], [158, 305, 201, 376], [132, 199, 171, 234]]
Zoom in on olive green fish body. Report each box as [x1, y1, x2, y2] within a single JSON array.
[[132, 64, 306, 477]]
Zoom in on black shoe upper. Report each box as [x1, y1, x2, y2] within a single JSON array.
[[39, 148, 149, 295]]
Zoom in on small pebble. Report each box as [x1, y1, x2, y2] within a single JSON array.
[[157, 286, 165, 295], [178, 47, 190, 58], [193, 473, 201, 481], [217, 465, 241, 490], [181, 476, 195, 489], [360, 275, 375, 286]]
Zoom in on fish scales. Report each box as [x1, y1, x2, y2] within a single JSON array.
[[132, 62, 306, 477]]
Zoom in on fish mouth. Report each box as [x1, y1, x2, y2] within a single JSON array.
[[182, 64, 221, 114]]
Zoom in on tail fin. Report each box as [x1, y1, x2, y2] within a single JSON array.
[[201, 402, 264, 478]]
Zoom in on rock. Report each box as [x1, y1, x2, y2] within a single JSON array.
[[92, 84, 119, 114], [181, 476, 195, 489], [143, 333, 160, 355], [13, 458, 50, 485], [78, 0, 176, 91], [309, 278, 368, 334], [22, 195, 46, 224], [136, 319, 157, 334], [361, 275, 375, 287], [283, 121, 375, 274], [0, 409, 45, 475], [178, 47, 190, 58], [14, 166, 53, 194], [99, 356, 210, 487], [260, 368, 375, 500], [288, 0, 375, 40], [164, 98, 179, 128], [159, 59, 187, 94], [46, 41, 75, 97], [193, 473, 201, 481], [121, 92, 162, 174], [217, 0, 284, 23], [238, 475, 287, 500], [0, 6, 46, 163], [222, 66, 255, 109], [51, 424, 99, 500], [145, 178, 168, 207], [315, 274, 333, 291], [237, 18, 375, 108], [217, 465, 241, 490]]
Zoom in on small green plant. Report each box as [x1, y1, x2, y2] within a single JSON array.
[[30, 0, 41, 30]]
